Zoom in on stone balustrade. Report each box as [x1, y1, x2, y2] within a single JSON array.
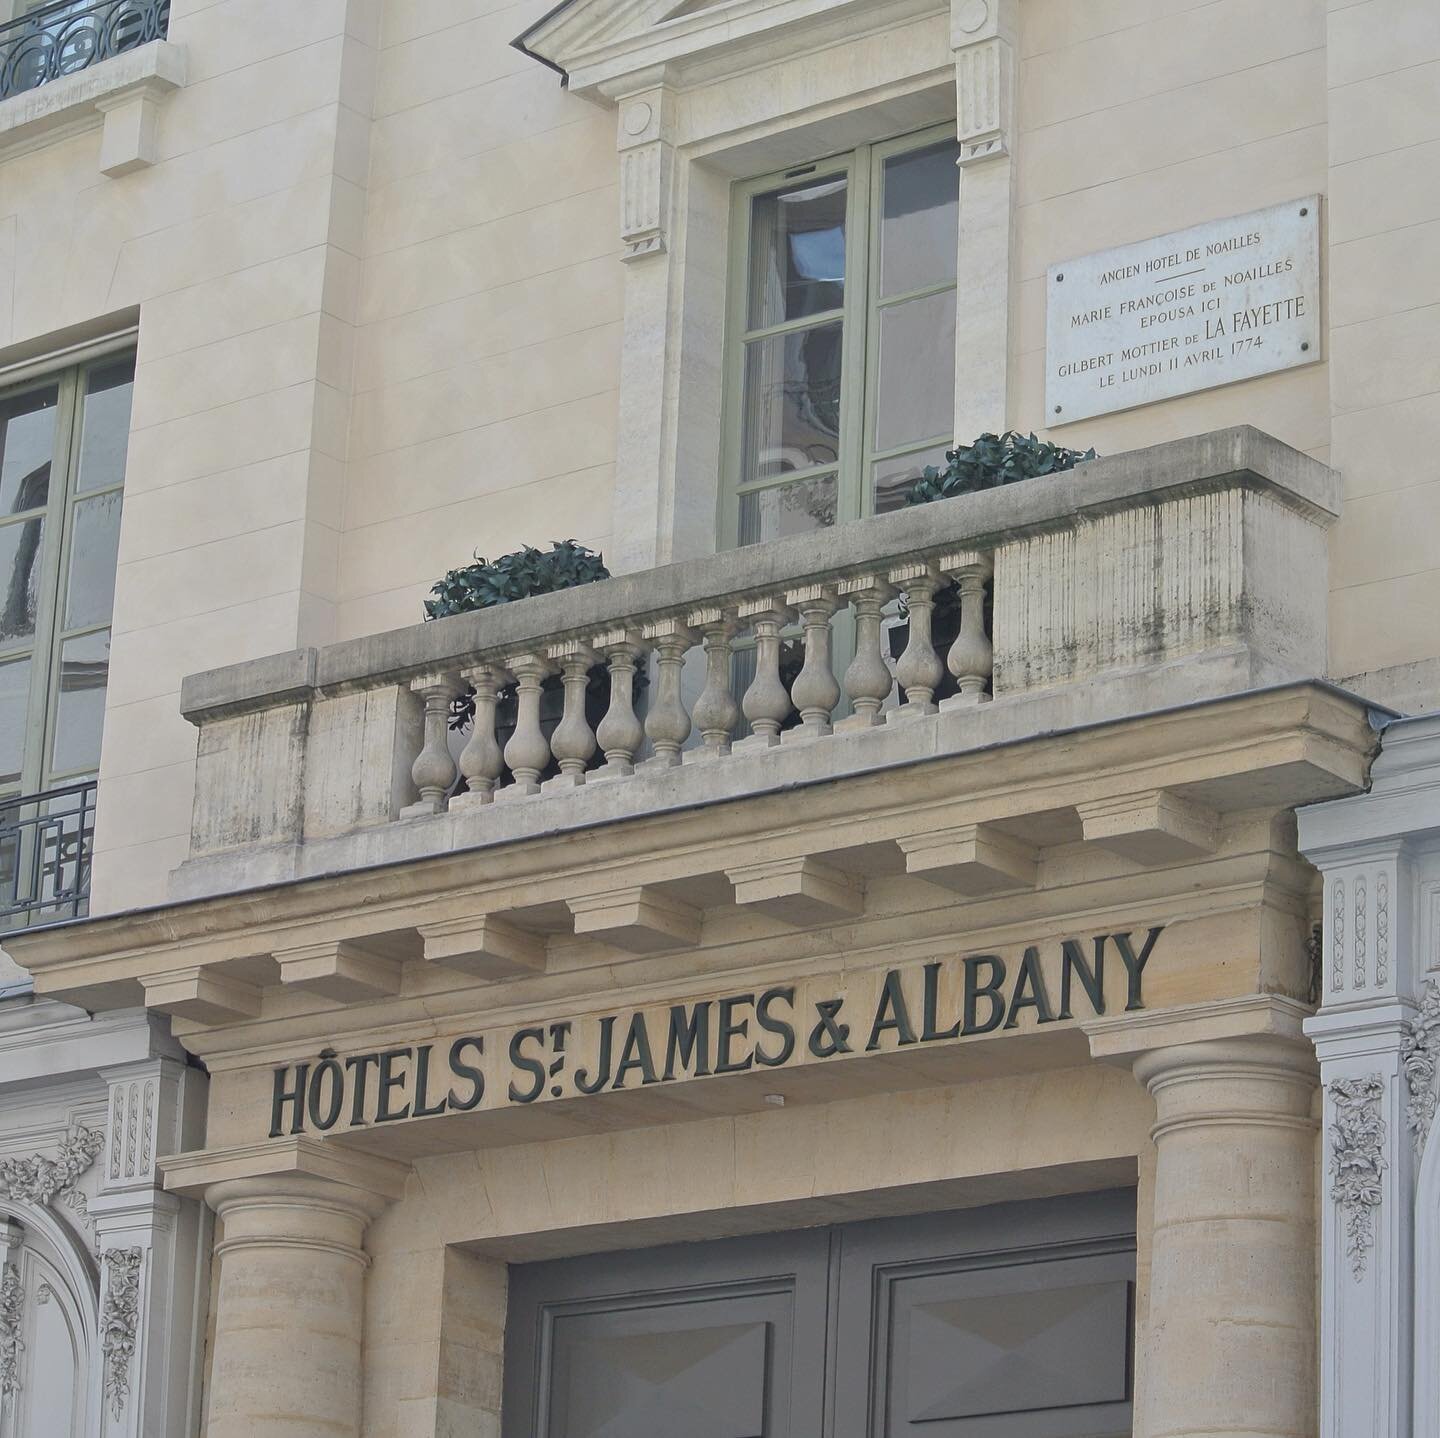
[[172, 428, 1340, 900]]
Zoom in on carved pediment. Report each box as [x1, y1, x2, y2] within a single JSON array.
[[515, 0, 946, 98]]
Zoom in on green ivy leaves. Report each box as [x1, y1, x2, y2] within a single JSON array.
[[424, 540, 610, 621], [905, 431, 1097, 506]]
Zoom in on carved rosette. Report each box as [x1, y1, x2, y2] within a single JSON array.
[[1402, 976, 1440, 1155], [1328, 1075, 1388, 1279], [0, 1263, 22, 1397], [101, 1247, 143, 1421]]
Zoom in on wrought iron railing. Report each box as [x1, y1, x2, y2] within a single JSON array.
[[0, 780, 96, 931], [0, 0, 168, 102]]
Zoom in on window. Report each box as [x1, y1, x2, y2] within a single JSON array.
[[723, 128, 960, 548], [0, 353, 132, 799]]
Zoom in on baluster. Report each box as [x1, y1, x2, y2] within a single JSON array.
[[939, 550, 994, 708], [735, 597, 795, 750], [497, 652, 553, 797], [544, 640, 598, 789], [785, 583, 840, 739], [400, 670, 464, 817], [888, 562, 943, 719], [686, 606, 740, 760], [837, 573, 897, 730], [451, 662, 508, 809], [591, 628, 647, 778], [641, 618, 695, 767]]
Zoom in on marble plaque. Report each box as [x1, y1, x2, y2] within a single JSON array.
[[1046, 196, 1321, 424]]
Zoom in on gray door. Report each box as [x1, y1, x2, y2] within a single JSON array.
[[504, 1190, 1134, 1438]]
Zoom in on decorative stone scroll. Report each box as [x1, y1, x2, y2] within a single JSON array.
[[101, 1247, 143, 1420], [1328, 1075, 1388, 1279], [1402, 976, 1440, 1155], [0, 1264, 21, 1397]]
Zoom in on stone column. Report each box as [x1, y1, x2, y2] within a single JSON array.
[[1089, 999, 1319, 1438], [203, 1174, 386, 1438]]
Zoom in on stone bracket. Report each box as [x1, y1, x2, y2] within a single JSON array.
[[140, 968, 260, 1025], [725, 856, 864, 926], [275, 939, 404, 1003], [419, 915, 548, 980], [1078, 790, 1219, 864], [567, 886, 701, 952], [898, 823, 1037, 895]]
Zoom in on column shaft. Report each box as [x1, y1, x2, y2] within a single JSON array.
[[1136, 1036, 1318, 1438]]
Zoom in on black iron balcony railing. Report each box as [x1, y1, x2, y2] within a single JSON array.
[[0, 780, 96, 931], [0, 0, 168, 102]]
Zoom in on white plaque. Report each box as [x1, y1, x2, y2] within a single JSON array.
[[1046, 196, 1321, 424]]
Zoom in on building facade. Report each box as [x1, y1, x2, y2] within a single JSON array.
[[0, 0, 1438, 1436]]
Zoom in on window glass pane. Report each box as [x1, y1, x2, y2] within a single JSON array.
[[76, 357, 134, 495], [747, 175, 847, 329], [874, 291, 956, 453], [64, 490, 123, 630], [0, 384, 57, 516], [742, 321, 843, 484], [737, 473, 837, 546], [880, 140, 961, 298], [50, 630, 109, 776], [872, 443, 950, 516], [0, 656, 30, 785], [0, 516, 45, 648]]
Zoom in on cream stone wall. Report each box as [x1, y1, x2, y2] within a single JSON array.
[[1, 0, 1438, 910]]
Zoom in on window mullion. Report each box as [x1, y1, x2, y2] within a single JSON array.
[[835, 142, 872, 528]]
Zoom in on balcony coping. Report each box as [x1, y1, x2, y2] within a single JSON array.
[[181, 426, 1339, 723]]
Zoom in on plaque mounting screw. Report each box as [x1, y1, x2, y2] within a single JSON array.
[[1054, 405, 1062, 414], [1055, 272, 1064, 282], [1301, 342, 1311, 352], [1300, 207, 1309, 216]]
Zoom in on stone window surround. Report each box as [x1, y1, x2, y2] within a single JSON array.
[[518, 0, 1017, 574]]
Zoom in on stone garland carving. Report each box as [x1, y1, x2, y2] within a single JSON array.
[[101, 1247, 143, 1420], [0, 1126, 103, 1207], [1402, 976, 1440, 1155], [0, 1263, 22, 1397], [1331, 878, 1345, 993], [1328, 1075, 1388, 1279], [1353, 875, 1367, 989]]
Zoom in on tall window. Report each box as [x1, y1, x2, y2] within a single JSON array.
[[722, 127, 960, 547], [0, 354, 132, 801]]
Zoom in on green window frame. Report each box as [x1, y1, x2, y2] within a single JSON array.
[[0, 351, 134, 802], [719, 124, 961, 550]]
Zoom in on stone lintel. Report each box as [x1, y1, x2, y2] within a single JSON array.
[[418, 914, 547, 980], [567, 886, 701, 952], [725, 857, 864, 926], [275, 939, 403, 1003], [1078, 789, 1219, 864], [141, 968, 260, 1025], [898, 824, 1037, 895]]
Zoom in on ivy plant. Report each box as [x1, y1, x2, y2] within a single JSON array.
[[424, 539, 610, 620], [905, 431, 1096, 506]]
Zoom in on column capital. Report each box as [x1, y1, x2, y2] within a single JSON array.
[[161, 1136, 409, 1215]]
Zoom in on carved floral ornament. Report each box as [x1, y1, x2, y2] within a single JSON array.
[[0, 1264, 21, 1398], [1402, 975, 1440, 1155], [0, 1126, 103, 1251], [101, 1248, 143, 1421], [1328, 1074, 1388, 1280]]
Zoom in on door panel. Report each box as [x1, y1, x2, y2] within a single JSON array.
[[833, 1191, 1136, 1438], [503, 1190, 1135, 1438], [505, 1229, 831, 1438]]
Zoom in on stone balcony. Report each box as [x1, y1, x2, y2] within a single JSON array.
[[172, 425, 1347, 912], [175, 426, 1339, 911]]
